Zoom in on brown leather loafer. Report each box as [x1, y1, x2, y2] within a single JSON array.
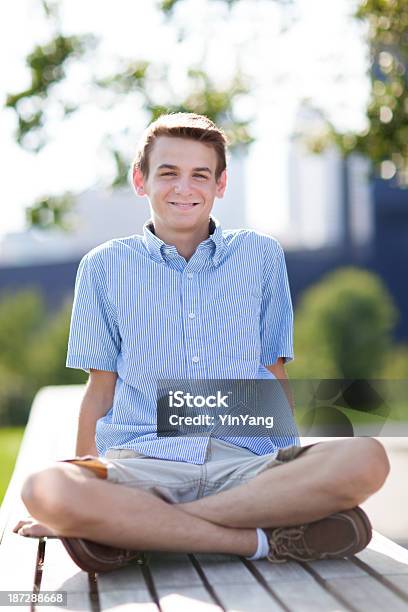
[[265, 506, 372, 563], [60, 537, 144, 573]]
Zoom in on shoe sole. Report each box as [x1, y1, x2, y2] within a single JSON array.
[[348, 506, 372, 554], [322, 506, 372, 559], [60, 537, 142, 573]]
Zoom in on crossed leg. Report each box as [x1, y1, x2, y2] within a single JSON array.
[[15, 438, 389, 557]]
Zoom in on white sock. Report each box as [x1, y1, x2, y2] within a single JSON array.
[[246, 528, 269, 560]]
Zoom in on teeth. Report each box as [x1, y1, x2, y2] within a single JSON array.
[[170, 202, 198, 206]]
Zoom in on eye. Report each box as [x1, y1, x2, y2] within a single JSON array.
[[193, 174, 207, 179]]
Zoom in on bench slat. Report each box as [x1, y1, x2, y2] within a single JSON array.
[[40, 538, 91, 610], [327, 576, 408, 612], [247, 558, 350, 611], [97, 561, 157, 610], [148, 553, 221, 610], [267, 578, 349, 612], [0, 386, 88, 611], [0, 386, 84, 536], [0, 522, 40, 592], [357, 531, 408, 575], [158, 588, 221, 612], [193, 554, 284, 611]]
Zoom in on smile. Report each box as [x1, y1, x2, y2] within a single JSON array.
[[169, 202, 199, 209]]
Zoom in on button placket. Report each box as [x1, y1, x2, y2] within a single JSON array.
[[182, 267, 205, 377]]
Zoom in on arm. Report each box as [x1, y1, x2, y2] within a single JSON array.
[[265, 357, 295, 415], [75, 369, 118, 456]]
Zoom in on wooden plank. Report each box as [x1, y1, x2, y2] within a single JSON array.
[[265, 578, 349, 612], [0, 517, 40, 591], [327, 576, 408, 612], [157, 590, 221, 612], [99, 591, 158, 611], [0, 494, 46, 612], [357, 531, 408, 575], [0, 385, 84, 538], [97, 561, 150, 593], [149, 552, 205, 588], [40, 538, 91, 611], [305, 539, 408, 612], [354, 531, 408, 598], [194, 554, 284, 611], [247, 558, 316, 582], [304, 557, 366, 579], [28, 533, 157, 612], [0, 386, 86, 610], [148, 553, 221, 611], [383, 575, 408, 598], [247, 558, 349, 611], [97, 559, 157, 611]]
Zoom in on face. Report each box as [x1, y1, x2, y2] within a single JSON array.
[[133, 136, 227, 235]]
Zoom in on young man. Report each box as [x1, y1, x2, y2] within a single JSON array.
[[14, 113, 389, 572]]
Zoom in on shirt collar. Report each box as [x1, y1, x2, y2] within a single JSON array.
[[142, 216, 226, 267]]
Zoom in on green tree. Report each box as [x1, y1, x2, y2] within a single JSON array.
[[0, 289, 45, 374], [0, 289, 45, 424], [0, 289, 86, 425], [5, 0, 407, 231], [302, 0, 408, 185], [166, 0, 408, 185], [27, 298, 87, 389], [289, 267, 398, 378], [4, 0, 290, 230]]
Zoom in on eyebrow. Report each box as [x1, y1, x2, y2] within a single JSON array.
[[157, 164, 212, 174]]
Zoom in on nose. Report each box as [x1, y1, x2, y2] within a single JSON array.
[[174, 177, 192, 196]]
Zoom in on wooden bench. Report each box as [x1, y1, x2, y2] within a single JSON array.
[[1, 385, 408, 611]]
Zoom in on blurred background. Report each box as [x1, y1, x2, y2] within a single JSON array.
[[0, 0, 407, 545]]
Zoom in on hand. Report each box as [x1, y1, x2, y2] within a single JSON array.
[[13, 516, 58, 538]]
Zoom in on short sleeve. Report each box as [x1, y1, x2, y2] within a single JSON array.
[[260, 239, 294, 365], [66, 252, 121, 374]]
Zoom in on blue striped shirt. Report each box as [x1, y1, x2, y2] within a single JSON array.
[[66, 217, 299, 463]]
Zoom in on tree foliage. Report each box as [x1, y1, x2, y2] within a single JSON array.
[[289, 267, 398, 379], [0, 289, 86, 425], [4, 0, 407, 231], [4, 2, 256, 229], [5, 33, 94, 151], [308, 0, 408, 185]]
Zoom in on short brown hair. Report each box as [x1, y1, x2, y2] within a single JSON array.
[[132, 112, 228, 181]]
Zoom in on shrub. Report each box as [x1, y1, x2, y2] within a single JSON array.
[[288, 267, 398, 379], [0, 289, 86, 426]]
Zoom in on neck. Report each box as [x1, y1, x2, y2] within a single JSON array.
[[151, 219, 212, 261]]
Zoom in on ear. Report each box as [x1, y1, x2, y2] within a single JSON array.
[[215, 169, 227, 199], [133, 166, 148, 196]]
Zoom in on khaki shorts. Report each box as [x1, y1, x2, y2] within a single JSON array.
[[65, 439, 313, 504]]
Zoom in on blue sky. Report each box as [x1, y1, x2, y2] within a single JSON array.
[[0, 0, 369, 237]]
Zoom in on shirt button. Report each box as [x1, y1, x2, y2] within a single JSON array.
[[188, 312, 196, 319], [187, 273, 193, 279], [192, 356, 200, 363]]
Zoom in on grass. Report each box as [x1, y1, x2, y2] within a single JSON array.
[[0, 426, 25, 505]]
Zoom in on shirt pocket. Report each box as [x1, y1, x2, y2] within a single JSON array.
[[211, 290, 261, 321], [206, 290, 261, 359]]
